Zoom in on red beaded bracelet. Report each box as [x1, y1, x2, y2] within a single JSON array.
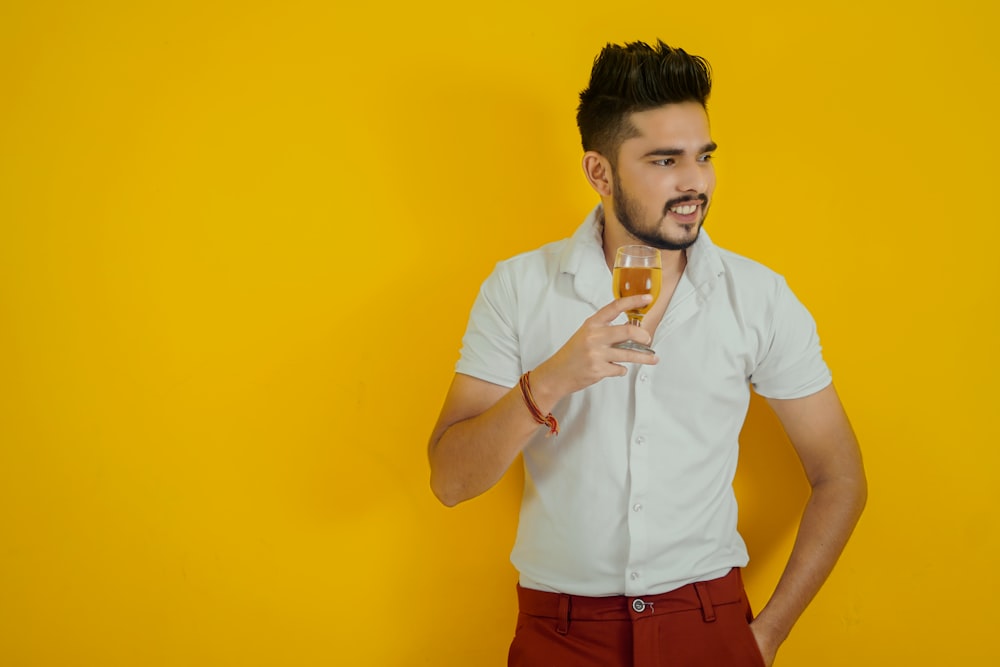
[[519, 371, 559, 436]]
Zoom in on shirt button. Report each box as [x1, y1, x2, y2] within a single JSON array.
[[630, 571, 640, 581], [635, 436, 645, 445], [633, 503, 642, 512], [638, 373, 648, 382]]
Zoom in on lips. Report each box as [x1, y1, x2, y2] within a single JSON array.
[[664, 195, 707, 214], [667, 201, 702, 223], [664, 195, 708, 224]]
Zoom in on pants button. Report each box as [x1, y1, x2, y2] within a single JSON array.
[[632, 598, 646, 613]]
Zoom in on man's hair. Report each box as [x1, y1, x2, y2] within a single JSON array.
[[576, 40, 712, 163]]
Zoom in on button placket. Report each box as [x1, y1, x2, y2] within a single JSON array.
[[625, 366, 654, 597]]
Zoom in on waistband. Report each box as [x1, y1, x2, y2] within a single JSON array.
[[516, 568, 747, 625]]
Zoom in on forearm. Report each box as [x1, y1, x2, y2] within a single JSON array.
[[429, 371, 565, 507], [752, 473, 867, 652]]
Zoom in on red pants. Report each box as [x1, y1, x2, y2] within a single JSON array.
[[508, 569, 766, 667]]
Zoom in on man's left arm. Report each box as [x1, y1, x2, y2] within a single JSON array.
[[750, 383, 868, 666]]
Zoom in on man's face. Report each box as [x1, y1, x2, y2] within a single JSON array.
[[610, 102, 717, 251]]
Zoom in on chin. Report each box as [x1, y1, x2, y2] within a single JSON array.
[[657, 223, 702, 250]]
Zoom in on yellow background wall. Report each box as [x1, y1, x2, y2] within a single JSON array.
[[2, 1, 997, 665]]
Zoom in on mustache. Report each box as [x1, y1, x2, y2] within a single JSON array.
[[663, 194, 708, 216]]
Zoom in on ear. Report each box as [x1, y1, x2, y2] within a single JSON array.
[[581, 151, 614, 197]]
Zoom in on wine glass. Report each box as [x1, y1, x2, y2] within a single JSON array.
[[612, 245, 662, 353]]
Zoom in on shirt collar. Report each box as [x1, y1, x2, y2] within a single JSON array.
[[558, 205, 613, 309]]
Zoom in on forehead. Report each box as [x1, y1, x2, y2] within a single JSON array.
[[620, 102, 712, 152]]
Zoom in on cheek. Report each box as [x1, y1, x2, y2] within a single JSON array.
[[637, 175, 672, 201]]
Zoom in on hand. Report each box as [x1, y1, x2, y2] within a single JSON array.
[[749, 620, 781, 667], [532, 294, 659, 399]]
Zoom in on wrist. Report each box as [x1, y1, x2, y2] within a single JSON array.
[[518, 371, 559, 436], [751, 610, 790, 648], [524, 364, 567, 412]]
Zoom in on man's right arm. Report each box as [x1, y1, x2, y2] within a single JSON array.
[[428, 294, 658, 507], [427, 373, 552, 507]]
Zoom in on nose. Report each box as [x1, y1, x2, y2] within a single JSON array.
[[677, 161, 707, 193]]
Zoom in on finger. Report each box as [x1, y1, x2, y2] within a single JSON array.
[[608, 348, 659, 368], [604, 322, 654, 348], [592, 294, 653, 324], [614, 347, 660, 363], [606, 326, 659, 364]]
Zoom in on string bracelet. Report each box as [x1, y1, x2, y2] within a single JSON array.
[[518, 371, 559, 437]]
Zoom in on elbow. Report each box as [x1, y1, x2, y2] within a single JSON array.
[[433, 489, 462, 508], [430, 473, 465, 508], [812, 464, 868, 522], [855, 469, 869, 516], [848, 455, 869, 514], [427, 434, 473, 507], [831, 466, 869, 521]]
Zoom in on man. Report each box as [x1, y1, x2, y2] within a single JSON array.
[[428, 40, 866, 667]]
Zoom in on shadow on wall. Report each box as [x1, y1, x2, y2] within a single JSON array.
[[735, 391, 811, 592]]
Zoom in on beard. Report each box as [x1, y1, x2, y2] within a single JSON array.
[[612, 176, 709, 251]]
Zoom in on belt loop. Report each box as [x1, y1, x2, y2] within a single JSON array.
[[694, 582, 716, 623], [556, 594, 571, 635]]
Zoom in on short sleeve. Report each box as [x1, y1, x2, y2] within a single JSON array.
[[749, 277, 832, 399], [454, 264, 523, 388]]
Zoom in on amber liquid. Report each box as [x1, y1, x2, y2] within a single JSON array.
[[613, 266, 662, 321]]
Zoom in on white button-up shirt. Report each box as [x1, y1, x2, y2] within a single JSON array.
[[456, 205, 831, 596]]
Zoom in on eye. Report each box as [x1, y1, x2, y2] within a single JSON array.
[[653, 158, 675, 166], [698, 154, 714, 163]]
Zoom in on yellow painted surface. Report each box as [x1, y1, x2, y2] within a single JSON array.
[[1, 1, 997, 664]]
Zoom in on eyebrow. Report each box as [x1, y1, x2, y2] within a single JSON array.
[[642, 142, 718, 158]]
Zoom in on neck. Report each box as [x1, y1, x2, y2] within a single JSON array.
[[600, 208, 690, 277]]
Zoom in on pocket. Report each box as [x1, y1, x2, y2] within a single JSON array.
[[655, 603, 768, 667], [716, 602, 768, 667]]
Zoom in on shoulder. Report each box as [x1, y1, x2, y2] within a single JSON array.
[[704, 241, 816, 332], [493, 238, 568, 273], [707, 243, 793, 313], [485, 206, 604, 288], [715, 245, 785, 286], [482, 237, 570, 292]]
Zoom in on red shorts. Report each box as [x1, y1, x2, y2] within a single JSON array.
[[508, 568, 766, 667]]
